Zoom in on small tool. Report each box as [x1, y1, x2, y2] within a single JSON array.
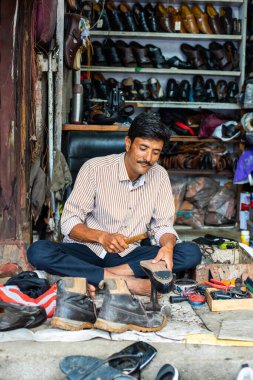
[[204, 279, 230, 291]]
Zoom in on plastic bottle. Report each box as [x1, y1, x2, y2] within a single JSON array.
[[241, 230, 250, 246]]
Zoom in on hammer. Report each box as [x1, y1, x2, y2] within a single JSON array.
[[124, 223, 156, 245]]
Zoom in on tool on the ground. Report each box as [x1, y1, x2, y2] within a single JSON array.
[[211, 289, 251, 300], [169, 292, 205, 306], [204, 278, 230, 291], [124, 224, 156, 245], [218, 241, 238, 249], [173, 279, 197, 294]]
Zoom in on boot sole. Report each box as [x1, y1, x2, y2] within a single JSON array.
[[51, 317, 94, 331], [94, 314, 167, 333]]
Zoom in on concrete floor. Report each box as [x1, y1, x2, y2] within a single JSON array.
[[0, 340, 253, 379], [0, 227, 247, 380]]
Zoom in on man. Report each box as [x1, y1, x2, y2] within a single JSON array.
[[28, 112, 201, 297]]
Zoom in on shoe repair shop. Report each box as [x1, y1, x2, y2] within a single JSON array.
[[2, 0, 253, 376]]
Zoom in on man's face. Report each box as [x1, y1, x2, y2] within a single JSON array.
[[124, 136, 164, 181]]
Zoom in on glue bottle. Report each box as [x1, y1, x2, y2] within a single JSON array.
[[241, 230, 250, 246]]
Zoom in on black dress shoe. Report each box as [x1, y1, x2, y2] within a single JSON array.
[[0, 301, 47, 331], [92, 72, 109, 99], [106, 0, 124, 31], [91, 41, 107, 66], [132, 3, 149, 32], [103, 38, 121, 66], [226, 81, 239, 103], [166, 56, 193, 69], [51, 278, 97, 331], [216, 79, 228, 102], [118, 2, 137, 31], [179, 80, 191, 101], [144, 3, 159, 32], [166, 78, 179, 101], [146, 44, 167, 68], [193, 75, 206, 102], [205, 78, 217, 102]]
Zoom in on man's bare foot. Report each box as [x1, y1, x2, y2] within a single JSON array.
[[88, 284, 96, 299], [124, 277, 151, 297]]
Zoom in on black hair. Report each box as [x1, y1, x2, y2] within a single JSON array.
[[127, 112, 171, 153]]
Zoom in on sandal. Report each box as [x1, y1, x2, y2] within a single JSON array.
[[155, 363, 180, 380], [60, 341, 157, 380]]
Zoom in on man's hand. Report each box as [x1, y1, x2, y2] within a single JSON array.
[[152, 246, 173, 271], [99, 232, 129, 253]]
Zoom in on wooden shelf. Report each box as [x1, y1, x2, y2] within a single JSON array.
[[62, 126, 240, 144], [62, 124, 129, 131]]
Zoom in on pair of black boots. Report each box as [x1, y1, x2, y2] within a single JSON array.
[[51, 277, 167, 333]]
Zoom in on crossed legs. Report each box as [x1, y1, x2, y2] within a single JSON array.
[[27, 240, 202, 297]]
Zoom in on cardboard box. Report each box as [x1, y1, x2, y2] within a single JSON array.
[[206, 288, 253, 312]]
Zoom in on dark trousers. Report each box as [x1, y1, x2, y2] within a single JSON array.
[[27, 240, 202, 286]]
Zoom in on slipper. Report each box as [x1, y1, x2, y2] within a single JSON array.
[[155, 363, 180, 380], [60, 341, 157, 380], [140, 260, 173, 294], [60, 354, 139, 380]]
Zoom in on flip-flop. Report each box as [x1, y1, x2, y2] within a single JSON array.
[[60, 354, 138, 380], [155, 363, 180, 380]]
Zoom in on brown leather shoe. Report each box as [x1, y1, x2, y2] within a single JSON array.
[[155, 2, 174, 33], [181, 3, 199, 34], [115, 40, 137, 67], [191, 4, 213, 34], [172, 9, 186, 33], [220, 6, 234, 35], [94, 279, 167, 333], [130, 41, 153, 67], [206, 4, 225, 34], [64, 14, 84, 70], [181, 43, 207, 69], [209, 41, 233, 70]]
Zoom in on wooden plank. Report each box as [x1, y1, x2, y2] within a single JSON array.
[[62, 124, 129, 131], [219, 319, 253, 341]]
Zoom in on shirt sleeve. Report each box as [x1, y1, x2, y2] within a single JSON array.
[[61, 161, 96, 237], [152, 172, 179, 244]]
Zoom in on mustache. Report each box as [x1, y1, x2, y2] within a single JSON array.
[[137, 160, 152, 166]]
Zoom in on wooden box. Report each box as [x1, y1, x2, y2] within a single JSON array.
[[205, 288, 253, 312]]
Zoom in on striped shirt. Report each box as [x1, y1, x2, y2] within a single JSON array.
[[61, 153, 178, 258]]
